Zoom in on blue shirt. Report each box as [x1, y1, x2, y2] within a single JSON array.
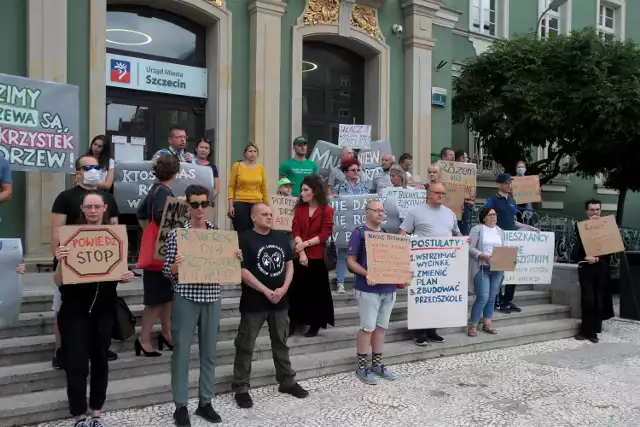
[[483, 193, 517, 231], [0, 156, 11, 185]]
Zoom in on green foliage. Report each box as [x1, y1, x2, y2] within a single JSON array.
[[452, 29, 640, 192]]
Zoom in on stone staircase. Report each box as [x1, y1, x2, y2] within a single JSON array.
[[0, 276, 579, 427]]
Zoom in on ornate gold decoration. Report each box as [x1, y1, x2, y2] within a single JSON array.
[[204, 0, 223, 8], [303, 0, 340, 26], [350, 4, 382, 41]]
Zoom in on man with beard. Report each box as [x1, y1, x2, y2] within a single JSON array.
[[279, 136, 318, 197]]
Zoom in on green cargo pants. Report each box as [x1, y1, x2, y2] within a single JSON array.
[[232, 309, 296, 393], [171, 293, 221, 408]]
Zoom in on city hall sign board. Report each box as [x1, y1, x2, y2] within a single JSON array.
[[58, 225, 128, 285], [0, 73, 80, 173], [106, 53, 208, 98]]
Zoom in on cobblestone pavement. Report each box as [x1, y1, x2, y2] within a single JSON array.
[[32, 318, 640, 427]]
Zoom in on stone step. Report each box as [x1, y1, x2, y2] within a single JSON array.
[[0, 318, 579, 427], [0, 302, 566, 371], [3, 290, 550, 339]]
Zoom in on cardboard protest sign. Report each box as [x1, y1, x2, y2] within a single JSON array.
[[0, 73, 80, 173], [490, 246, 519, 272], [502, 231, 555, 284], [270, 195, 297, 231], [58, 225, 128, 285], [330, 195, 401, 248], [443, 183, 465, 220], [338, 124, 371, 149], [511, 175, 542, 204], [113, 162, 214, 214], [0, 239, 23, 329], [380, 187, 425, 218], [177, 228, 241, 284], [365, 232, 411, 284], [408, 237, 469, 330], [438, 161, 477, 199], [577, 215, 625, 257]]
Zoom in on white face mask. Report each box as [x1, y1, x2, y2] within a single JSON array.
[[82, 169, 101, 186], [516, 167, 526, 176]]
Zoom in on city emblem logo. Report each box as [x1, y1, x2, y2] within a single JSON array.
[[110, 59, 131, 84]]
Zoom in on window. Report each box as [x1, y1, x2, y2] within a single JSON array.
[[469, 132, 504, 178], [472, 0, 496, 36], [597, 1, 626, 41], [539, 0, 561, 39]]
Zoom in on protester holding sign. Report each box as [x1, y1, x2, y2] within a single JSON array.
[[53, 191, 135, 427], [86, 135, 114, 191], [571, 199, 614, 343], [483, 173, 539, 314], [50, 154, 121, 369], [454, 150, 475, 236], [136, 154, 180, 357], [514, 161, 534, 224], [467, 208, 505, 337], [400, 182, 464, 345], [334, 158, 369, 294], [227, 143, 269, 232], [371, 153, 394, 193], [193, 138, 220, 201], [163, 185, 242, 426], [279, 136, 318, 197], [233, 204, 309, 409], [346, 200, 397, 384], [289, 175, 335, 337], [0, 154, 13, 203], [277, 177, 293, 196], [327, 147, 355, 194]]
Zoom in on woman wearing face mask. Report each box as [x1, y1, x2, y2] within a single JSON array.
[[467, 207, 504, 337], [193, 138, 220, 201], [227, 143, 269, 232], [288, 174, 335, 337], [54, 191, 134, 427], [85, 135, 114, 191], [515, 161, 534, 224]]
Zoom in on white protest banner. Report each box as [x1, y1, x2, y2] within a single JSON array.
[[0, 239, 23, 329], [338, 124, 371, 149], [381, 187, 426, 218], [502, 231, 555, 284], [407, 237, 469, 330]]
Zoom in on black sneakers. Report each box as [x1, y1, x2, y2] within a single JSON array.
[[235, 392, 254, 409], [279, 383, 309, 399], [173, 406, 191, 427], [195, 403, 222, 423], [107, 350, 118, 362], [426, 330, 445, 343]]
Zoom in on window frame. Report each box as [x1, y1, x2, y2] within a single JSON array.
[[537, 0, 571, 39], [596, 0, 626, 41]]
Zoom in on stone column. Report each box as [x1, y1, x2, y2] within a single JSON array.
[[248, 0, 286, 192], [25, 0, 68, 263], [401, 0, 437, 181], [89, 0, 107, 139]]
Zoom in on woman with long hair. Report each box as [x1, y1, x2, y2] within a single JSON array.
[[54, 191, 134, 427], [227, 143, 268, 233], [333, 157, 369, 294], [136, 154, 180, 357], [193, 138, 220, 201], [288, 174, 335, 337], [85, 135, 114, 191]]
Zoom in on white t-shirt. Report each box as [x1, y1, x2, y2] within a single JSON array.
[[98, 158, 115, 183], [481, 225, 502, 257]]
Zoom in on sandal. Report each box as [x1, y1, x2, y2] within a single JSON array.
[[482, 323, 498, 334], [467, 326, 477, 337]]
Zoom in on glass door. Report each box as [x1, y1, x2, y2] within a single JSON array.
[[106, 100, 153, 161]]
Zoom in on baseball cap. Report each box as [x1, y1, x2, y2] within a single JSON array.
[[496, 173, 513, 184], [277, 178, 293, 187], [292, 136, 308, 145]]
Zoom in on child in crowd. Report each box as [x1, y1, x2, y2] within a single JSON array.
[[277, 178, 293, 197]]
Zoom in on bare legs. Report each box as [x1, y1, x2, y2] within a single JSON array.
[[139, 302, 172, 351], [357, 327, 386, 354]]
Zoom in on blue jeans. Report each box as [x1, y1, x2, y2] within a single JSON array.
[[336, 247, 349, 284], [469, 266, 504, 324]]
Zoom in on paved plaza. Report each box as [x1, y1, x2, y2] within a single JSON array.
[[29, 315, 640, 427]]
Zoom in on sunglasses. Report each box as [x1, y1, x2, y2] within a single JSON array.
[[79, 164, 101, 171], [188, 201, 210, 209]]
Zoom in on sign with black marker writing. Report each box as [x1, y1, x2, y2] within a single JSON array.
[[177, 228, 241, 284], [270, 195, 297, 231]]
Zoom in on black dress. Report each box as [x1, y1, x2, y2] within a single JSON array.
[[288, 259, 335, 329]]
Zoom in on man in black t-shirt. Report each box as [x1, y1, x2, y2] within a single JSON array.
[[232, 203, 309, 409], [49, 154, 121, 369]]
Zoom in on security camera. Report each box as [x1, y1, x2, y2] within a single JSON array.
[[392, 24, 403, 34]]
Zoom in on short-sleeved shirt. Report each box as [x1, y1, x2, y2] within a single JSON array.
[[348, 225, 397, 294], [0, 156, 12, 185], [400, 203, 459, 237], [136, 183, 173, 226], [194, 160, 219, 178], [483, 193, 517, 231], [238, 229, 294, 312], [373, 169, 392, 194], [279, 158, 318, 197], [153, 147, 187, 162], [51, 186, 120, 226], [98, 158, 115, 184]]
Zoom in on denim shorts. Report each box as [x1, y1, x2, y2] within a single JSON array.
[[355, 290, 396, 332]]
